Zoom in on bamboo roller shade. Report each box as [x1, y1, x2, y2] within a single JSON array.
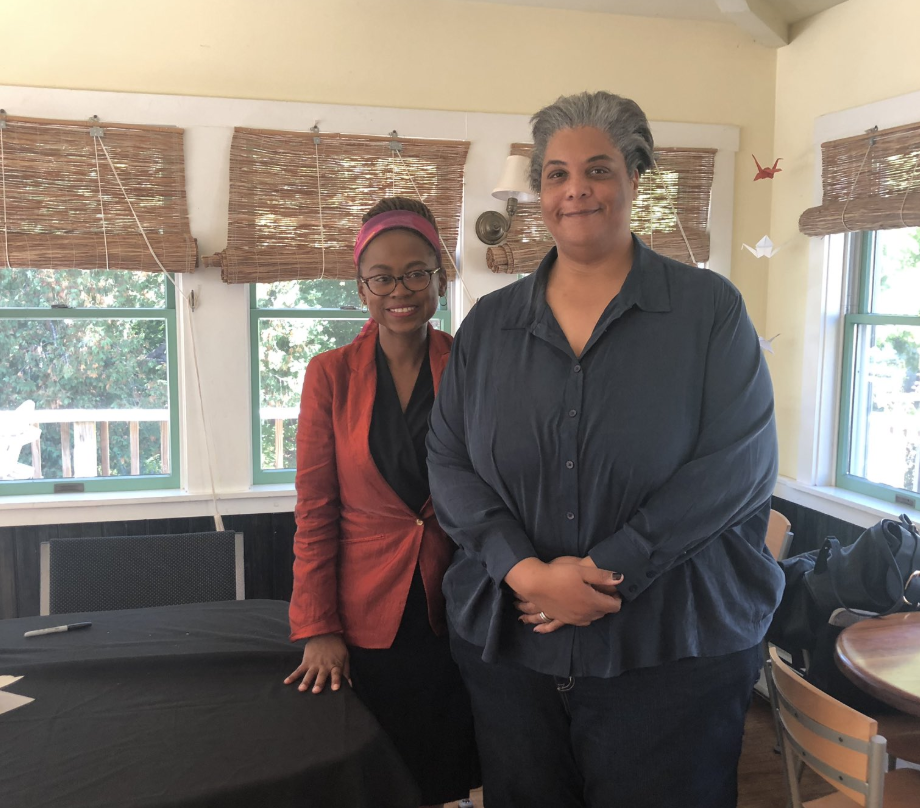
[[487, 144, 716, 273], [206, 129, 470, 284], [0, 115, 196, 273], [799, 121, 920, 236]]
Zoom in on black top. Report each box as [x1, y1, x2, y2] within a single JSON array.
[[427, 236, 785, 678], [0, 601, 419, 808], [369, 338, 434, 516]]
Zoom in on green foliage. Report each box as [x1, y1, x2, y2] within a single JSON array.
[[0, 268, 171, 480], [871, 228, 920, 493], [256, 280, 367, 470]]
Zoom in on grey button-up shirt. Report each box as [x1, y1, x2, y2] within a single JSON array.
[[427, 237, 784, 678]]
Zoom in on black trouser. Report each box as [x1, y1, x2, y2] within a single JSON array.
[[450, 632, 760, 808]]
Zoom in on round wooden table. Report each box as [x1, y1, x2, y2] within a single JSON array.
[[835, 612, 920, 717]]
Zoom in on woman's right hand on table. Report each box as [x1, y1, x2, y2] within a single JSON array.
[[284, 634, 351, 693]]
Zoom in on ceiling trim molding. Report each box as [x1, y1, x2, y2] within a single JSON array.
[[716, 0, 789, 47]]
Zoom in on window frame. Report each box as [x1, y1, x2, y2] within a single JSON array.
[[836, 230, 920, 508], [249, 284, 451, 486], [0, 278, 181, 495]]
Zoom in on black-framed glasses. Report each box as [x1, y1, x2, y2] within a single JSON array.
[[359, 268, 441, 296]]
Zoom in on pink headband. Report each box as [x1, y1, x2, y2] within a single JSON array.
[[353, 210, 441, 267]]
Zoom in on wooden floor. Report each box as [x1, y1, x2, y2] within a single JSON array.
[[454, 696, 832, 808]]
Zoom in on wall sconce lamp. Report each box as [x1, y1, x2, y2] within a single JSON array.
[[475, 155, 538, 245]]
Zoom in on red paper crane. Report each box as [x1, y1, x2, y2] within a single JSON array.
[[752, 155, 782, 181]]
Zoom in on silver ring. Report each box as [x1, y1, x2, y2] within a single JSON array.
[[539, 611, 550, 623]]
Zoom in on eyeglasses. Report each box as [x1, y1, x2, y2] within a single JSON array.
[[359, 268, 441, 296]]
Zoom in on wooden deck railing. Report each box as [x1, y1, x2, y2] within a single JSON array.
[[25, 409, 170, 479], [261, 407, 298, 469]]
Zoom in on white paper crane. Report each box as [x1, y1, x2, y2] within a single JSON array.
[[759, 334, 780, 354], [742, 236, 783, 259]]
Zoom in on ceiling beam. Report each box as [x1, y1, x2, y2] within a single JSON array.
[[716, 0, 789, 47]]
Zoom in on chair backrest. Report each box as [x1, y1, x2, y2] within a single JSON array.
[[766, 509, 794, 561], [767, 647, 887, 808], [40, 531, 245, 616]]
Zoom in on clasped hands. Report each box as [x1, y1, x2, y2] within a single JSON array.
[[506, 555, 623, 635]]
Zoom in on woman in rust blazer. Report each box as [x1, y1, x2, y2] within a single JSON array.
[[285, 198, 478, 808]]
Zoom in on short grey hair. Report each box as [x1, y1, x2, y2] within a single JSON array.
[[529, 91, 654, 192]]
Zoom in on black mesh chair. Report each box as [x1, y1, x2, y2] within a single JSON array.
[[39, 531, 245, 615]]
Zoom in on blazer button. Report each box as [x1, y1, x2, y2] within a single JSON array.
[[416, 518, 424, 526]]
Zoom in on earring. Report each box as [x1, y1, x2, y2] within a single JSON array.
[[438, 294, 448, 308], [361, 302, 368, 313]]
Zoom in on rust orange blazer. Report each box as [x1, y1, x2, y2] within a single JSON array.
[[289, 321, 455, 649]]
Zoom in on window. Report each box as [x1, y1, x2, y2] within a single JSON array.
[[203, 127, 468, 485], [251, 279, 449, 483], [0, 113, 193, 495], [838, 228, 920, 508], [0, 267, 179, 494]]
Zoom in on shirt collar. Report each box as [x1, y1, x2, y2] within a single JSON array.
[[503, 234, 672, 331]]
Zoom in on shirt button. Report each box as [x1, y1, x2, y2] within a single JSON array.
[[565, 460, 574, 469], [568, 409, 577, 417], [415, 518, 424, 526], [573, 364, 582, 373], [628, 584, 638, 594], [566, 512, 575, 520]]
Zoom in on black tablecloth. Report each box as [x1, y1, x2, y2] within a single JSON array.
[[0, 600, 420, 808]]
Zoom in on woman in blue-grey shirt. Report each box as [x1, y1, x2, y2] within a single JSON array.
[[427, 91, 784, 808]]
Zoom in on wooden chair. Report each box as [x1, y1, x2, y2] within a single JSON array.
[[766, 509, 794, 562], [767, 647, 920, 807], [756, 510, 795, 702], [40, 531, 244, 615]]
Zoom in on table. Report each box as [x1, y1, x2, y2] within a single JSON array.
[[0, 600, 420, 808], [835, 611, 920, 717]]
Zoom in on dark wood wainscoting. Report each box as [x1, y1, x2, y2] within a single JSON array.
[[770, 496, 866, 556], [0, 512, 297, 620], [0, 496, 871, 621]]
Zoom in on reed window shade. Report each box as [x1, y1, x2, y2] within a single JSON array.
[[207, 129, 470, 284], [0, 116, 195, 273], [799, 122, 920, 236], [487, 144, 716, 273]]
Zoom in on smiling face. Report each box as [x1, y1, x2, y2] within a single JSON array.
[[539, 126, 639, 259], [356, 228, 446, 339]]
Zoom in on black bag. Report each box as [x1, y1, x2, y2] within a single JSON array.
[[769, 513, 920, 651], [767, 514, 920, 712], [809, 513, 920, 619]]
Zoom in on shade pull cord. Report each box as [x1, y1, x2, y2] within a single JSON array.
[[96, 131, 224, 532], [840, 140, 874, 232], [652, 159, 696, 265], [313, 137, 326, 280], [0, 123, 12, 270], [393, 148, 476, 307]]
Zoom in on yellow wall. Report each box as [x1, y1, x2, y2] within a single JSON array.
[[768, 0, 920, 477], [0, 0, 777, 326]]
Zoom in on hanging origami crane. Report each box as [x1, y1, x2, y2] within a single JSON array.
[[752, 155, 782, 181], [758, 334, 780, 354], [742, 236, 783, 258]]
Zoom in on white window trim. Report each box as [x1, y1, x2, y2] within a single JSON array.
[[788, 87, 920, 527], [0, 84, 737, 527]]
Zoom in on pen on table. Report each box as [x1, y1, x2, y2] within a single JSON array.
[[23, 621, 92, 638]]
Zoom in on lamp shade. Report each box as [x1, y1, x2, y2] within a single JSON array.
[[491, 155, 537, 203]]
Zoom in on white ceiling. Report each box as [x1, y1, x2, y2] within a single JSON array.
[[453, 0, 850, 45]]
